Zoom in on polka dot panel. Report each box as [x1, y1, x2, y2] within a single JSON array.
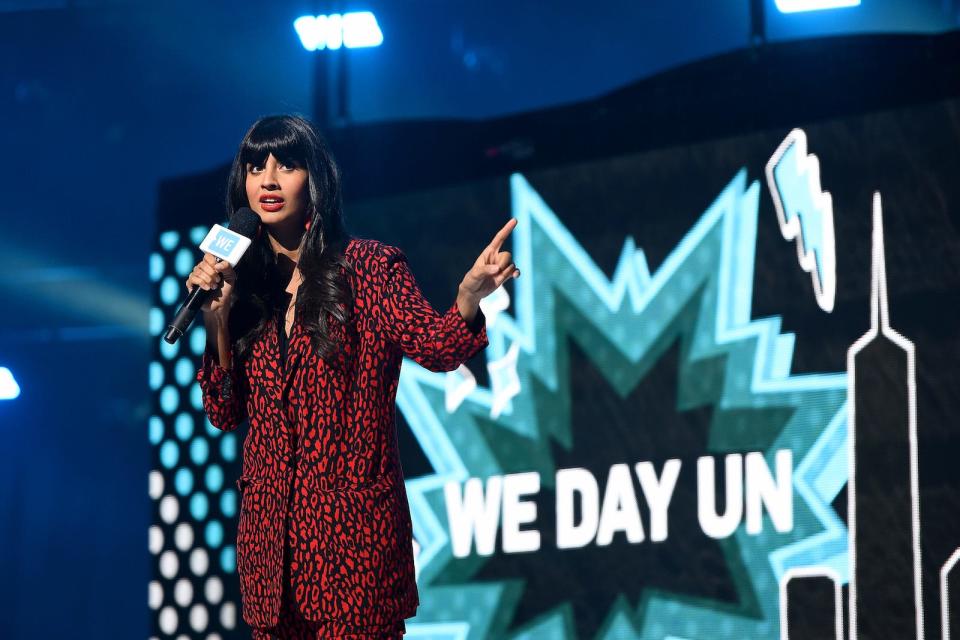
[[150, 228, 244, 638]]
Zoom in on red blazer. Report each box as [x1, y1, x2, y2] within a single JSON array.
[[196, 238, 488, 629]]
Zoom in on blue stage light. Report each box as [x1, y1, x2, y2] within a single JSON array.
[[175, 468, 194, 496], [294, 11, 383, 51], [206, 520, 224, 547], [220, 433, 237, 461], [175, 412, 194, 441], [150, 307, 164, 337], [150, 253, 164, 282], [205, 465, 224, 492], [0, 367, 20, 400], [190, 492, 209, 520], [190, 437, 209, 465], [220, 545, 236, 573], [149, 416, 164, 445], [220, 489, 237, 518], [775, 0, 860, 13]]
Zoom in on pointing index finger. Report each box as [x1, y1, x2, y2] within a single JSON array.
[[488, 218, 518, 253]]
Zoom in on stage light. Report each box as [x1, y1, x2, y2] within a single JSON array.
[[775, 0, 860, 13], [294, 11, 383, 51], [0, 366, 20, 400]]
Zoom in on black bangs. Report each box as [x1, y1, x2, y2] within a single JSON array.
[[239, 119, 309, 167]]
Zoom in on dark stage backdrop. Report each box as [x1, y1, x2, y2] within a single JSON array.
[[150, 97, 960, 639]]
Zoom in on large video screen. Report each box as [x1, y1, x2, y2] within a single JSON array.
[[150, 97, 960, 639]]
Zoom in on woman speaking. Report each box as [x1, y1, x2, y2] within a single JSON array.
[[190, 114, 519, 639]]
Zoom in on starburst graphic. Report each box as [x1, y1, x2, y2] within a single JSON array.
[[397, 170, 849, 639]]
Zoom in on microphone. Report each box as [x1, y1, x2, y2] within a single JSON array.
[[162, 207, 260, 345]]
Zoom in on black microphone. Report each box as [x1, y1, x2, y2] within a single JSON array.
[[163, 207, 260, 344]]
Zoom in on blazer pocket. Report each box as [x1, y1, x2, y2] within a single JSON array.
[[314, 473, 410, 610], [235, 475, 270, 553]]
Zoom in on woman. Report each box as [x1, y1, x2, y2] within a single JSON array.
[[189, 114, 519, 639]]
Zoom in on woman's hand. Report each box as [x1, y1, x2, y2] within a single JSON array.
[[186, 252, 237, 317], [458, 218, 520, 305]]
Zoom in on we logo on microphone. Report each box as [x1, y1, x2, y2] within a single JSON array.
[[199, 224, 252, 266]]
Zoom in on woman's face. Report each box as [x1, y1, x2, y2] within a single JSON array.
[[245, 153, 310, 228]]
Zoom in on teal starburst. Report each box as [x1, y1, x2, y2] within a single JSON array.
[[397, 170, 848, 639]]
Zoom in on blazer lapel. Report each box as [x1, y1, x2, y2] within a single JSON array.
[[281, 319, 300, 398], [264, 315, 296, 448]]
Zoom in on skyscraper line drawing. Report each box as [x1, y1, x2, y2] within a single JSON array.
[[846, 192, 924, 640]]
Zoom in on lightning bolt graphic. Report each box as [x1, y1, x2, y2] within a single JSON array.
[[765, 128, 838, 313]]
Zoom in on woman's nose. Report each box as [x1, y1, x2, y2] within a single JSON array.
[[261, 167, 280, 188]]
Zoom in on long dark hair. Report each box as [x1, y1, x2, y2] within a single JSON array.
[[224, 114, 355, 364]]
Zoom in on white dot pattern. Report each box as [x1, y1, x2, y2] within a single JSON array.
[[159, 606, 178, 635], [189, 548, 209, 576], [149, 470, 164, 500], [220, 602, 236, 630], [174, 522, 194, 551], [204, 576, 223, 605], [148, 526, 163, 555], [159, 495, 179, 524], [190, 604, 209, 632], [159, 550, 179, 580], [148, 580, 163, 610], [174, 578, 193, 607]]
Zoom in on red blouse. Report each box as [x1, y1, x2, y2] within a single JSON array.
[[196, 237, 489, 628]]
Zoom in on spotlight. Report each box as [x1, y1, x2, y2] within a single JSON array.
[[0, 366, 20, 400], [775, 0, 860, 13], [294, 11, 383, 51]]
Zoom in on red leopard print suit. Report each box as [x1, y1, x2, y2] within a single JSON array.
[[196, 238, 489, 630]]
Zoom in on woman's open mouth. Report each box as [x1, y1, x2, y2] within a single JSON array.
[[260, 196, 285, 212]]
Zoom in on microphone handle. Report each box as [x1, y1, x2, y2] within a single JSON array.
[[162, 257, 223, 345]]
